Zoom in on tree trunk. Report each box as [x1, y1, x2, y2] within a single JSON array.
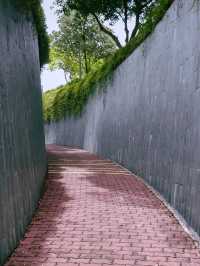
[[78, 50, 82, 79], [83, 49, 88, 74], [82, 31, 89, 74], [130, 13, 140, 40], [88, 56, 91, 72], [123, 0, 129, 44], [92, 13, 122, 49], [64, 71, 68, 83]]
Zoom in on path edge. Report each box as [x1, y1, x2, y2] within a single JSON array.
[[115, 162, 200, 247]]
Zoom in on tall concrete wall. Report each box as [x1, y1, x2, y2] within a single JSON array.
[[0, 2, 46, 265], [45, 0, 200, 235]]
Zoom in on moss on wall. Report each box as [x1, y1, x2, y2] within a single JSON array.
[[15, 0, 49, 66]]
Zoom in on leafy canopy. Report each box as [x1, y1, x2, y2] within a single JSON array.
[[55, 0, 156, 47], [49, 11, 116, 80]]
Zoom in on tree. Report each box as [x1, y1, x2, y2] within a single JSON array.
[[55, 0, 156, 48], [49, 46, 80, 81], [49, 11, 116, 80]]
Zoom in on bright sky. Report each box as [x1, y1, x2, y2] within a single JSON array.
[[41, 0, 134, 92], [41, 0, 65, 92]]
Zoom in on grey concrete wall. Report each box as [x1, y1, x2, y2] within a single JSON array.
[[0, 1, 46, 265], [45, 0, 200, 235]]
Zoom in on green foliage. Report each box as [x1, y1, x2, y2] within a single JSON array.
[[56, 0, 157, 47], [15, 0, 49, 67], [49, 46, 80, 81], [43, 0, 173, 122], [49, 12, 116, 80]]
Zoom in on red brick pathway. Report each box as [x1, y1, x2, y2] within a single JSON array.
[[6, 145, 200, 266]]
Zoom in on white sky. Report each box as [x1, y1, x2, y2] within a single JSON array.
[[41, 0, 134, 91]]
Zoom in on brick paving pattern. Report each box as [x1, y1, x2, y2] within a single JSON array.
[[6, 145, 200, 266]]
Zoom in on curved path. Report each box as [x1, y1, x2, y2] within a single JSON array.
[[6, 145, 200, 266]]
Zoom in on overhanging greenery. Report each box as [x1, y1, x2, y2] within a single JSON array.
[[15, 0, 49, 67], [43, 0, 173, 122]]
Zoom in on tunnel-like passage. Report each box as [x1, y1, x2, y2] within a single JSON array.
[[6, 145, 200, 266]]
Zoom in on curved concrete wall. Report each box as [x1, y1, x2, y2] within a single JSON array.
[[0, 2, 46, 265], [45, 0, 200, 235]]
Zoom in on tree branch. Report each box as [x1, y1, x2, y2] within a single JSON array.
[[92, 13, 122, 49], [130, 13, 140, 40], [123, 0, 129, 44]]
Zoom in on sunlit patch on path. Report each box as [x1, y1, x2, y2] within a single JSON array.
[[6, 145, 200, 266]]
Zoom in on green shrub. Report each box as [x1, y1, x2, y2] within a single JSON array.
[[43, 0, 173, 122], [15, 0, 49, 67]]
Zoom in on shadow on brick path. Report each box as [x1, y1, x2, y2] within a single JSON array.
[[5, 145, 200, 266]]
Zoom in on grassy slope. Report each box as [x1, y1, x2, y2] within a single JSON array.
[[43, 0, 173, 123]]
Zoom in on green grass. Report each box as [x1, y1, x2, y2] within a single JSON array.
[[15, 0, 49, 67], [43, 0, 173, 122]]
